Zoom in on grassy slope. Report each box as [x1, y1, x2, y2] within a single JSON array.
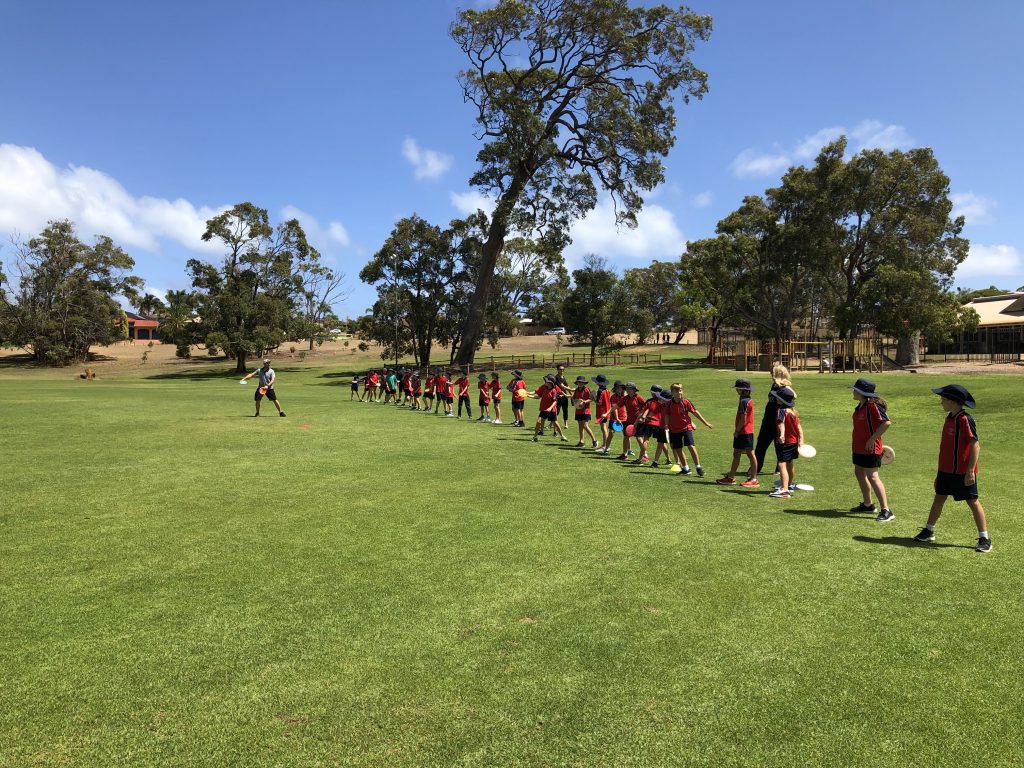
[[1, 363, 1021, 767]]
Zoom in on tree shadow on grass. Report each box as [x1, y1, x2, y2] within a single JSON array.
[[852, 534, 972, 550]]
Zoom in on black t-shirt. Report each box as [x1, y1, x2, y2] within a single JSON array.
[[555, 374, 569, 396]]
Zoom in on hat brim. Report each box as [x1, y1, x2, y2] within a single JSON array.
[[932, 387, 975, 408], [851, 386, 878, 398]]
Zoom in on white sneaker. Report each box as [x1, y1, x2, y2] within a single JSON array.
[[492, 419, 502, 424]]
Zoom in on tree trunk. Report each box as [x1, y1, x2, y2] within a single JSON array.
[[895, 332, 920, 366], [590, 336, 597, 367], [236, 352, 247, 374], [454, 177, 527, 366]]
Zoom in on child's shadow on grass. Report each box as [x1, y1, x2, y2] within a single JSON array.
[[783, 508, 870, 520], [852, 534, 972, 550]]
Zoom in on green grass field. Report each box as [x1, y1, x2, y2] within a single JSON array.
[[2, 363, 1022, 767]]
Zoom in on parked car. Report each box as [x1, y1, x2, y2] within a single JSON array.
[[544, 327, 566, 335]]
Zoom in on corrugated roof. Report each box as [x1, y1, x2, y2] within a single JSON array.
[[965, 293, 1024, 326]]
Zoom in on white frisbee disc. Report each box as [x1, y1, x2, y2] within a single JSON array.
[[798, 444, 817, 459], [880, 445, 895, 465], [239, 380, 248, 384], [793, 483, 815, 491]]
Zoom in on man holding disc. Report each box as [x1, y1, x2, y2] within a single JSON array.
[[241, 358, 286, 417]]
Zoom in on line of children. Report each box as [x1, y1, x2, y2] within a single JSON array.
[[352, 366, 993, 552]]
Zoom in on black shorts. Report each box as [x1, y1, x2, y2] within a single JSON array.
[[424, 394, 434, 401], [775, 442, 799, 463], [255, 387, 277, 402], [853, 452, 882, 468], [733, 434, 754, 451], [512, 400, 524, 409], [351, 384, 359, 391], [478, 396, 489, 407], [575, 413, 591, 422], [934, 471, 979, 501], [650, 427, 668, 444], [670, 431, 695, 449], [540, 411, 557, 422]]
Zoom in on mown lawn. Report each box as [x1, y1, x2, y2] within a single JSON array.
[[2, 364, 1021, 767]]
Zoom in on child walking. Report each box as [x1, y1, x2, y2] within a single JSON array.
[[848, 378, 893, 522], [716, 379, 759, 487], [476, 373, 491, 422], [618, 382, 644, 459], [913, 384, 991, 553], [632, 385, 664, 465], [769, 387, 802, 499], [666, 383, 713, 477], [600, 380, 626, 455], [592, 374, 612, 453]]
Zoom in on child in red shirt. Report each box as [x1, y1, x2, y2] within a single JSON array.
[[456, 371, 472, 419], [601, 380, 627, 455], [913, 384, 991, 552], [530, 375, 567, 442], [666, 382, 713, 476], [848, 378, 893, 522], [618, 382, 645, 459], [509, 369, 526, 427], [475, 373, 491, 422], [769, 387, 802, 499], [635, 386, 669, 466], [570, 375, 598, 447], [717, 379, 759, 487], [591, 374, 613, 453], [489, 372, 503, 424]]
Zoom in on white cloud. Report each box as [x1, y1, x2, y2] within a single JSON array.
[[449, 189, 495, 216], [957, 244, 1024, 282], [850, 119, 914, 152], [729, 120, 915, 179], [950, 192, 996, 226], [401, 137, 453, 181], [0, 143, 224, 255], [728, 148, 791, 179], [690, 191, 714, 208], [564, 196, 685, 267], [794, 126, 845, 160], [280, 205, 351, 250]]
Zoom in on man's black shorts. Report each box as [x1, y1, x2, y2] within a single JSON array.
[[255, 387, 278, 402]]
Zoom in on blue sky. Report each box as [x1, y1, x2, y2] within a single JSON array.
[[2, 0, 1022, 318]]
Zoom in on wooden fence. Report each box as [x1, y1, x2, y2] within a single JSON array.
[[710, 335, 888, 373], [462, 351, 662, 372]]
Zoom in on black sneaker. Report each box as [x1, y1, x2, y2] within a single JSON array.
[[696, 466, 705, 478], [850, 502, 876, 513], [976, 537, 993, 553], [592, 440, 598, 448], [575, 442, 585, 447], [682, 466, 692, 475], [913, 527, 935, 543], [875, 509, 895, 523], [279, 412, 286, 417], [650, 461, 659, 469]]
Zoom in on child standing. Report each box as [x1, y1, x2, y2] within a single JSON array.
[[571, 375, 598, 448], [350, 374, 360, 401], [716, 379, 759, 487], [592, 374, 612, 453], [619, 382, 645, 459], [913, 385, 991, 553], [410, 373, 422, 411], [509, 369, 526, 427], [849, 378, 893, 522], [489, 371, 503, 424], [456, 371, 472, 419], [666, 383, 713, 477], [769, 387, 802, 499], [476, 373, 491, 421], [531, 375, 568, 442], [443, 372, 455, 417], [599, 380, 626, 455], [632, 385, 664, 465], [423, 370, 435, 413]]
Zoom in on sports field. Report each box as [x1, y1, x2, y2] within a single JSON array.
[[2, 362, 1022, 767]]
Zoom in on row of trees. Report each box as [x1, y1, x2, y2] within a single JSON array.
[[0, 204, 346, 371]]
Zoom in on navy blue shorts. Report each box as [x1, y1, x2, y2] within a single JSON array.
[[934, 471, 979, 501], [775, 442, 799, 463], [733, 434, 754, 451], [575, 413, 591, 422], [670, 431, 695, 449], [853, 452, 882, 468]]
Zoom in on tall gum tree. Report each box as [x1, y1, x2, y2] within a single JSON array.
[[450, 0, 711, 364]]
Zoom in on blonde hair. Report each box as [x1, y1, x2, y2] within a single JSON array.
[[671, 382, 682, 393], [772, 363, 792, 389]]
